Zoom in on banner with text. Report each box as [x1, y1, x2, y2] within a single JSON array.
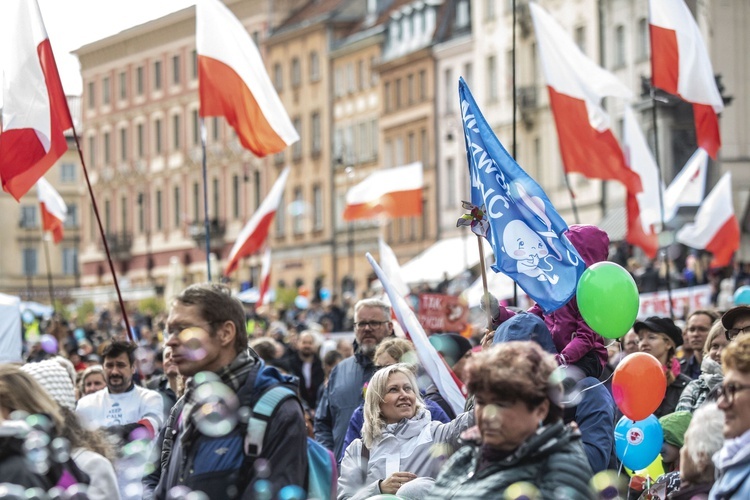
[[638, 285, 712, 319], [418, 293, 469, 334]]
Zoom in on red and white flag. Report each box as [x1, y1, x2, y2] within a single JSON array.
[[378, 237, 410, 298], [37, 177, 67, 244], [343, 162, 423, 221], [367, 253, 466, 415], [663, 148, 708, 222], [650, 0, 723, 158], [676, 172, 739, 268], [257, 247, 272, 307], [0, 0, 72, 201], [224, 167, 290, 275], [196, 0, 298, 157], [530, 2, 641, 194], [622, 107, 660, 258]]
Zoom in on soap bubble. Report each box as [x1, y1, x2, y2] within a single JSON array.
[[192, 380, 239, 437]]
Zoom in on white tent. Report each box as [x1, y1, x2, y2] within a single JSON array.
[[400, 236, 494, 286], [0, 292, 22, 363], [463, 272, 529, 308]]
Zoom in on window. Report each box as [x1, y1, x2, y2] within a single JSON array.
[[313, 184, 323, 230], [172, 54, 181, 85], [119, 127, 127, 161], [120, 195, 128, 233], [87, 81, 95, 109], [174, 186, 181, 227], [212, 177, 219, 220], [274, 63, 283, 91], [419, 70, 426, 100], [20, 206, 37, 228], [212, 117, 220, 141], [61, 163, 76, 183], [119, 71, 127, 100], [292, 117, 302, 161], [172, 113, 181, 150], [370, 56, 379, 86], [192, 110, 200, 145], [154, 60, 162, 90], [463, 62, 473, 87], [62, 247, 78, 276], [102, 76, 110, 105], [137, 123, 144, 158], [275, 193, 286, 236], [420, 128, 428, 166], [487, 55, 498, 101], [138, 193, 145, 232], [155, 190, 163, 231], [311, 112, 321, 154], [232, 175, 240, 219], [407, 132, 416, 163], [407, 74, 414, 104], [103, 131, 111, 164], [575, 26, 586, 54], [22, 248, 37, 276], [291, 58, 301, 88], [347, 63, 355, 93], [191, 49, 198, 79], [446, 158, 455, 206], [455, 0, 469, 28], [292, 187, 304, 235], [358, 60, 365, 90], [253, 170, 261, 210], [88, 135, 96, 166], [614, 25, 625, 67], [192, 182, 200, 222], [444, 68, 454, 113], [485, 0, 495, 20], [384, 81, 391, 112], [309, 51, 320, 82], [395, 78, 402, 108], [637, 18, 649, 60], [155, 119, 163, 154], [104, 199, 111, 233], [136, 66, 144, 95]]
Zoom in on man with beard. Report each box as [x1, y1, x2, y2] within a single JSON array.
[[314, 298, 394, 461], [287, 330, 325, 410], [76, 340, 164, 441]]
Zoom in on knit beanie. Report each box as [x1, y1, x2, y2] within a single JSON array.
[[21, 359, 77, 411], [659, 411, 693, 448]]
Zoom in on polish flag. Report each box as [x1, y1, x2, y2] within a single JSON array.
[[378, 237, 410, 298], [663, 148, 708, 223], [37, 177, 67, 244], [622, 107, 660, 258], [0, 0, 73, 201], [196, 0, 298, 157], [650, 0, 723, 158], [257, 247, 272, 306], [676, 172, 739, 268], [224, 167, 289, 275], [343, 162, 423, 221], [367, 253, 466, 416], [530, 2, 641, 194]]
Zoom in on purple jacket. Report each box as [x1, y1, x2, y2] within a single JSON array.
[[492, 224, 609, 367]]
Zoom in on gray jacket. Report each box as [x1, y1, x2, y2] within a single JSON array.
[[426, 422, 593, 499]]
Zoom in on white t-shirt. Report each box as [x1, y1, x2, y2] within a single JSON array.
[[76, 384, 164, 434]]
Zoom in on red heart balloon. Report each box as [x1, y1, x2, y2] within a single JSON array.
[[612, 352, 667, 421]]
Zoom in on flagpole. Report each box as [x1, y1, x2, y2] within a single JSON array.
[[68, 125, 134, 342], [200, 118, 212, 282], [40, 230, 55, 313], [477, 235, 493, 327], [511, 0, 519, 307], [564, 173, 581, 224], [650, 88, 675, 319]]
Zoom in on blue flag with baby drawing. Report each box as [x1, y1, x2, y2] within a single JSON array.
[[458, 78, 585, 313]]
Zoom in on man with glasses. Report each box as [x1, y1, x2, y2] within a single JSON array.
[[680, 310, 720, 380], [711, 334, 750, 498], [143, 283, 307, 499], [314, 298, 394, 462], [721, 305, 750, 342]]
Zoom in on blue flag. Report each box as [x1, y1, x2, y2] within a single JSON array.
[[458, 78, 585, 313]]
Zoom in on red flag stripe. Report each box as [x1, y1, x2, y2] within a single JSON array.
[[706, 216, 740, 268], [343, 188, 422, 221]]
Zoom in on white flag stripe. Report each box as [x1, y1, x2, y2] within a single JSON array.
[[345, 162, 423, 205], [378, 237, 410, 298], [663, 148, 708, 222], [676, 172, 733, 248], [36, 177, 67, 222], [622, 107, 662, 232]]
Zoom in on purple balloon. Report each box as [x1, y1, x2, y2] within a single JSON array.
[[40, 334, 58, 354]]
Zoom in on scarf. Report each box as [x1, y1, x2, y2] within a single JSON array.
[[717, 428, 750, 470]]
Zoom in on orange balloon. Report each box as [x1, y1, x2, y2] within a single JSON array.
[[298, 286, 310, 298], [612, 353, 666, 421]]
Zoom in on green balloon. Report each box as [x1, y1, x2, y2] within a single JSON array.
[[577, 262, 640, 339]]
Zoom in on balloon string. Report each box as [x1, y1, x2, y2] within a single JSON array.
[[560, 370, 614, 405]]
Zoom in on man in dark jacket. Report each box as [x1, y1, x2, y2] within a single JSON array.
[[143, 283, 307, 499], [314, 297, 393, 461], [287, 330, 325, 410]]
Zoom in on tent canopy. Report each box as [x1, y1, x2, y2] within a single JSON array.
[[400, 236, 494, 286]]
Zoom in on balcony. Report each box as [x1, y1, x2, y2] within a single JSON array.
[[102, 232, 133, 260], [188, 219, 226, 252], [516, 85, 538, 128]]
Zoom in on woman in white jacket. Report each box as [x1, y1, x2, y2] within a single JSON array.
[[338, 363, 473, 500]]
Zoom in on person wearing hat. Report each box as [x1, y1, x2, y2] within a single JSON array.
[[721, 305, 750, 343], [634, 316, 693, 417]]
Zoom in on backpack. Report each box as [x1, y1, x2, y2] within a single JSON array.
[[245, 385, 338, 500]]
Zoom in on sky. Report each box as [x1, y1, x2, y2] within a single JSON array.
[[20, 0, 196, 95]]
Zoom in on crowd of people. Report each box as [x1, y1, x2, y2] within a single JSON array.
[[3, 229, 750, 499]]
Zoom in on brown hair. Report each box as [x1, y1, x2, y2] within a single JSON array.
[[466, 341, 562, 423], [174, 283, 248, 353], [722, 334, 750, 374], [0, 364, 64, 432], [688, 309, 720, 324]]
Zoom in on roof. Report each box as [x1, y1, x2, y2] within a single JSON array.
[[273, 0, 358, 35]]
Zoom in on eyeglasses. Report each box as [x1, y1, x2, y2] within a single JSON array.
[[716, 382, 750, 406], [354, 320, 389, 330], [726, 326, 750, 341]]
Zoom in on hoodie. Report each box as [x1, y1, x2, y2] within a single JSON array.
[[492, 224, 609, 368]]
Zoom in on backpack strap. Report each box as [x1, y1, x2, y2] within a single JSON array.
[[245, 385, 297, 458]]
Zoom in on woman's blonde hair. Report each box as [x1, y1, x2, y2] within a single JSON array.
[[79, 365, 105, 394], [373, 338, 415, 365], [361, 363, 424, 448], [0, 364, 65, 433], [703, 320, 725, 356]]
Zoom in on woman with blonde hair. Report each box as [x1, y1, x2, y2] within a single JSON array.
[[80, 365, 107, 397], [676, 320, 728, 413], [338, 363, 473, 499]]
